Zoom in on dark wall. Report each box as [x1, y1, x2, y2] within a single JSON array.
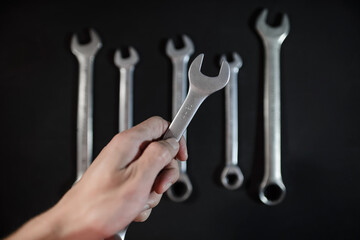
[[1, 0, 359, 239]]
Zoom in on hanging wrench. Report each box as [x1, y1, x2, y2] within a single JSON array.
[[71, 29, 102, 182], [255, 9, 290, 205], [113, 47, 139, 240], [163, 53, 230, 140], [114, 47, 139, 132], [165, 35, 194, 202], [219, 52, 244, 190]]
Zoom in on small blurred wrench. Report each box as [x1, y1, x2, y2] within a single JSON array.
[[113, 47, 139, 240], [220, 52, 244, 190], [165, 35, 194, 202], [71, 29, 102, 182], [255, 9, 290, 205], [163, 53, 230, 141], [114, 47, 139, 132]]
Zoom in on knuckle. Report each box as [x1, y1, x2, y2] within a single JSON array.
[[147, 142, 172, 164]]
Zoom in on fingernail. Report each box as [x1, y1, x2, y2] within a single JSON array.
[[164, 182, 172, 192], [166, 138, 179, 150]]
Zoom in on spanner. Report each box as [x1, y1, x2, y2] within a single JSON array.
[[114, 47, 139, 132], [220, 52, 244, 190], [71, 29, 102, 182], [113, 47, 139, 240], [255, 9, 290, 205], [163, 53, 230, 140], [165, 35, 194, 202]]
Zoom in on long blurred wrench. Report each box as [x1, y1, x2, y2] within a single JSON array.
[[71, 29, 102, 182], [114, 47, 139, 132], [113, 47, 139, 240], [255, 9, 290, 205], [163, 53, 230, 141], [219, 52, 244, 190], [165, 35, 194, 202]]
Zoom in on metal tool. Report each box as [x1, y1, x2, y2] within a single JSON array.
[[114, 47, 139, 132], [165, 35, 194, 202], [220, 52, 244, 190], [163, 53, 230, 140], [255, 9, 289, 205], [113, 47, 139, 240], [71, 29, 102, 182]]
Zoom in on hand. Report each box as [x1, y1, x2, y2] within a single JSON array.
[[6, 116, 187, 240]]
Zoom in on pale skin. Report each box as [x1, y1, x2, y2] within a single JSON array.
[[5, 116, 188, 240]]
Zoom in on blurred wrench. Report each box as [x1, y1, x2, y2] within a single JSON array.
[[71, 29, 102, 182], [255, 9, 290, 205], [165, 35, 194, 202], [114, 47, 139, 132], [113, 47, 139, 240], [220, 52, 244, 190]]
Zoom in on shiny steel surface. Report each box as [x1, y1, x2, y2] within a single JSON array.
[[71, 29, 102, 182], [255, 9, 289, 205], [163, 54, 230, 141], [220, 52, 244, 190]]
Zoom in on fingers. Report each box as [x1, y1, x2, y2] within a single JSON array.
[[131, 138, 180, 187], [133, 192, 162, 222], [153, 159, 179, 194], [101, 116, 171, 170], [176, 136, 188, 161]]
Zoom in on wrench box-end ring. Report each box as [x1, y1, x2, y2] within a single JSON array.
[[220, 165, 244, 190], [259, 181, 286, 205], [166, 173, 193, 202]]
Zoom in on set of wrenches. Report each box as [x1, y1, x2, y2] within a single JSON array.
[[70, 7, 290, 240]]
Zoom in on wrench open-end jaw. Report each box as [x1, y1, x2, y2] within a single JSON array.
[[220, 52, 244, 190], [166, 34, 194, 58], [255, 9, 290, 205], [71, 29, 102, 58], [114, 47, 139, 70], [255, 9, 290, 44], [189, 54, 230, 96]]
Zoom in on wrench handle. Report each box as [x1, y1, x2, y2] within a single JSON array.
[[171, 58, 190, 173], [76, 56, 94, 181], [263, 42, 282, 181], [164, 89, 205, 142], [225, 69, 239, 166], [119, 67, 134, 132]]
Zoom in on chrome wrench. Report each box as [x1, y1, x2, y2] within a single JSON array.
[[163, 53, 230, 141], [114, 47, 139, 132], [71, 29, 102, 182], [220, 52, 244, 190], [165, 35, 194, 202], [113, 47, 139, 240], [255, 9, 290, 205]]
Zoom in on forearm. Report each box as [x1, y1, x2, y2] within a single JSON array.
[[5, 208, 63, 240], [5, 203, 101, 240]]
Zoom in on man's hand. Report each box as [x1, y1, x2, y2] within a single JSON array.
[[6, 116, 187, 240]]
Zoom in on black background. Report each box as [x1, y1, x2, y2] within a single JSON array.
[[1, 0, 360, 239]]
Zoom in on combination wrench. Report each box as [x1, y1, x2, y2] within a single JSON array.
[[114, 47, 139, 132], [71, 29, 102, 182], [255, 9, 290, 205], [113, 47, 139, 240], [165, 35, 194, 202], [220, 52, 244, 190]]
